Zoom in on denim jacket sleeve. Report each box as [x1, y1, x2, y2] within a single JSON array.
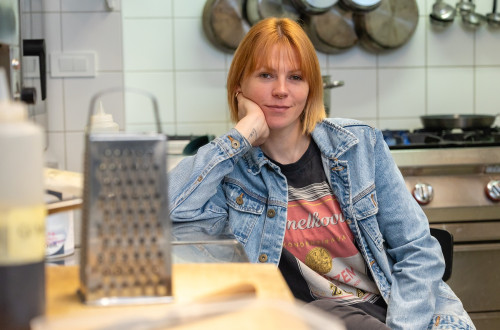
[[167, 129, 251, 236], [370, 128, 445, 329]]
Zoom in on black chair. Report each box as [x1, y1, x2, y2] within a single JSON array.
[[430, 228, 454, 281]]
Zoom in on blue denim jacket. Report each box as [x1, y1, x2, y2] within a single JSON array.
[[169, 119, 474, 329]]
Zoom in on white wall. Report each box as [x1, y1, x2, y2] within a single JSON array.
[[22, 0, 500, 173]]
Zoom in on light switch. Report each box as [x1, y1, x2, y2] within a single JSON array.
[[59, 58, 73, 72], [50, 52, 97, 77], [73, 58, 88, 72]]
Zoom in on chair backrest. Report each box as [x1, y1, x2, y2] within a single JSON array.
[[430, 228, 454, 282]]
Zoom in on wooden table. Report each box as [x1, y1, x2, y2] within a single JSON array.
[[35, 263, 341, 329]]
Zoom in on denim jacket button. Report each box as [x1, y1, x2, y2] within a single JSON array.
[[259, 254, 268, 262], [236, 194, 244, 205], [267, 209, 276, 218], [228, 135, 240, 149]]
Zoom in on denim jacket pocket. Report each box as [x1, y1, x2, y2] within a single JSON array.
[[225, 181, 266, 244], [352, 186, 384, 251]]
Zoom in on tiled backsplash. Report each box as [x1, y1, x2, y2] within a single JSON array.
[[22, 0, 500, 173]]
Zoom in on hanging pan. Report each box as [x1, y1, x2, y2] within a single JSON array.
[[339, 0, 381, 12], [353, 0, 419, 53], [303, 4, 358, 54], [290, 0, 339, 15], [246, 0, 300, 26], [202, 0, 250, 53]]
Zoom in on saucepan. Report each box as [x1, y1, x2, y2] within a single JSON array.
[[420, 114, 499, 130]]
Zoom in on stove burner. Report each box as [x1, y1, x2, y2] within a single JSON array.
[[383, 127, 500, 149]]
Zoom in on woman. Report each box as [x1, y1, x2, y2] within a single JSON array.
[[168, 17, 474, 329]]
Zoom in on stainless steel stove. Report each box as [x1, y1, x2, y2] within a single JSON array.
[[385, 128, 500, 330]]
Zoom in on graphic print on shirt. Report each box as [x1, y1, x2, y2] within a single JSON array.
[[284, 181, 380, 304]]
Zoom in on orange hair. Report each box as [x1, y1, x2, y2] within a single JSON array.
[[227, 17, 325, 134]]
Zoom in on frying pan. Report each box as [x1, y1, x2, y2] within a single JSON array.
[[290, 0, 339, 15], [353, 0, 419, 53], [303, 4, 358, 54], [246, 0, 300, 26], [339, 0, 381, 12], [202, 0, 250, 53], [420, 114, 498, 130]]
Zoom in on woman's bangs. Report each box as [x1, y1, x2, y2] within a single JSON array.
[[250, 38, 304, 76]]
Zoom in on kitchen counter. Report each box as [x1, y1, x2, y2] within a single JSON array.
[[34, 264, 345, 329]]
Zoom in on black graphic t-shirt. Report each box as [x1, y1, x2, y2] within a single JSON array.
[[270, 140, 381, 305]]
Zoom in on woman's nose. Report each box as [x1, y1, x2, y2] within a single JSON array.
[[272, 77, 288, 99]]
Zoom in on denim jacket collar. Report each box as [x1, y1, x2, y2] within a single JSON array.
[[243, 119, 360, 174], [311, 119, 360, 160]]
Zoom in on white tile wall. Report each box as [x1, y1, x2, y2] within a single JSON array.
[[124, 71, 175, 125], [22, 0, 500, 173], [122, 18, 174, 71], [63, 72, 125, 131]]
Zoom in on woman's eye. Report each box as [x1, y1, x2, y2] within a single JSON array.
[[259, 73, 272, 79], [290, 74, 303, 81]]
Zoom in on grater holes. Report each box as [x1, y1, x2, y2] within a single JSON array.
[[84, 139, 171, 301], [112, 266, 122, 276], [108, 163, 117, 171], [102, 267, 111, 276]]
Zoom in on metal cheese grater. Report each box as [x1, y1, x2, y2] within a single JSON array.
[[79, 88, 173, 305]]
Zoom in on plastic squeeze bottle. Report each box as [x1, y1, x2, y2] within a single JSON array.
[[89, 100, 119, 133], [0, 68, 46, 329]]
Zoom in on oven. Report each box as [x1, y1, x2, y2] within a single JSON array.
[[386, 127, 500, 330]]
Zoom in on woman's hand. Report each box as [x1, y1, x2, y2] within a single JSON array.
[[234, 91, 269, 146]]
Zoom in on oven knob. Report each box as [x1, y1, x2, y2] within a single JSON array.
[[485, 180, 500, 202], [413, 183, 434, 205]]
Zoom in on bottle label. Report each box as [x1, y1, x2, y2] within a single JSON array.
[[0, 204, 46, 265]]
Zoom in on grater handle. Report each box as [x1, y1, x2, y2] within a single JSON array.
[[86, 87, 162, 135]]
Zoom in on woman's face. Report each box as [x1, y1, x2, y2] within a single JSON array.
[[240, 46, 309, 133]]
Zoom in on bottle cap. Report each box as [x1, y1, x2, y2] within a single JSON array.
[[91, 101, 113, 124], [89, 100, 119, 132]]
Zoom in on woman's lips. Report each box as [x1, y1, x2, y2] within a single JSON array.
[[265, 105, 289, 110]]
